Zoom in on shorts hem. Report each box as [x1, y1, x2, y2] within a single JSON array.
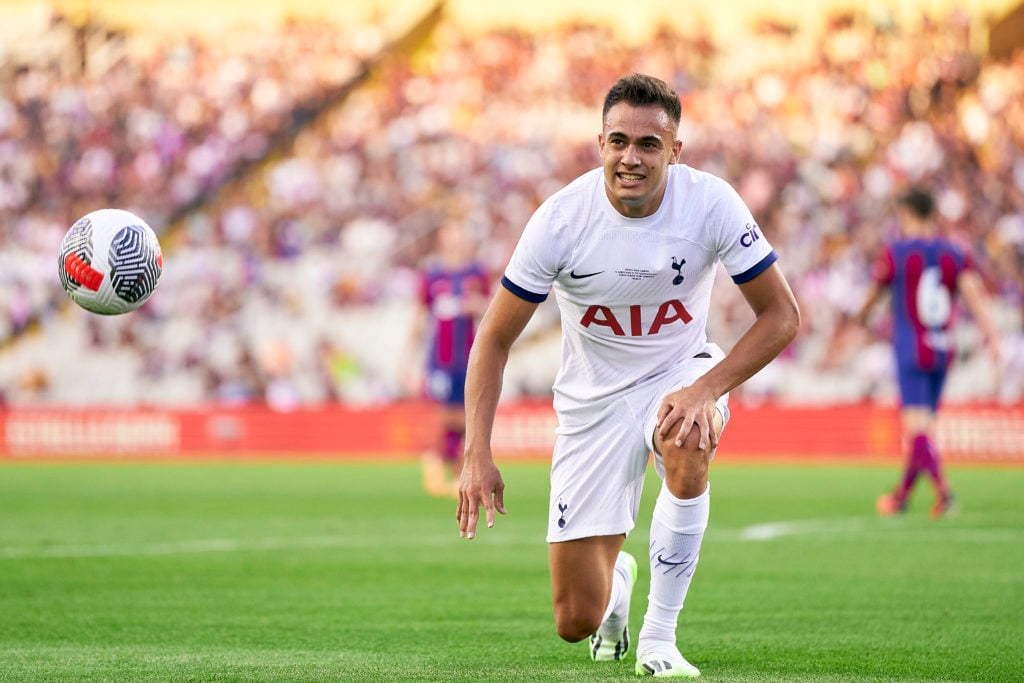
[[546, 525, 633, 544]]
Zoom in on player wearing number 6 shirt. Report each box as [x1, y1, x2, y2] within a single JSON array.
[[456, 74, 800, 678], [855, 187, 1000, 520]]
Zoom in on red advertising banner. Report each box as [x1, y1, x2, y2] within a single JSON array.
[[1, 402, 1022, 464]]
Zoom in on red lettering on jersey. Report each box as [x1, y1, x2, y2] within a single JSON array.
[[630, 305, 643, 336], [580, 305, 625, 335], [580, 299, 692, 336], [649, 300, 692, 333]]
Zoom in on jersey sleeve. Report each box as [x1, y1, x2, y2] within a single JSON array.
[[709, 177, 777, 283], [417, 268, 431, 306], [955, 239, 974, 272], [478, 264, 492, 297], [871, 245, 895, 285], [501, 198, 569, 303]]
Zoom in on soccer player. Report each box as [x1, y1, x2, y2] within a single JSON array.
[[854, 187, 1000, 519], [406, 219, 491, 498], [456, 74, 800, 678]]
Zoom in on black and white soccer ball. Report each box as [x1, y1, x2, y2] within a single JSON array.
[[58, 209, 163, 315]]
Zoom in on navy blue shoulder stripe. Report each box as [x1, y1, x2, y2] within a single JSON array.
[[501, 275, 548, 303], [732, 251, 778, 284]]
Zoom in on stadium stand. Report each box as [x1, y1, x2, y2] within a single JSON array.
[[0, 1, 1021, 415]]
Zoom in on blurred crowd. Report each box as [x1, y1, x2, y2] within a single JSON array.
[[1, 5, 1022, 408], [0, 11, 381, 340]]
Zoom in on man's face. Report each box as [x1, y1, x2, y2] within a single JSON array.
[[599, 103, 682, 218]]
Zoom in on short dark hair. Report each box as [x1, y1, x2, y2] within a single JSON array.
[[899, 187, 934, 219], [603, 74, 681, 128]]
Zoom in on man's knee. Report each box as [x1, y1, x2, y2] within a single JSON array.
[[553, 601, 603, 642], [656, 426, 711, 499], [549, 556, 609, 642], [548, 535, 623, 642]]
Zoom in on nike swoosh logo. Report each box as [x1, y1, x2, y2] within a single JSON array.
[[656, 554, 694, 567], [569, 270, 604, 279]]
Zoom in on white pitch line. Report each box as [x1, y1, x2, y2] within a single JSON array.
[[0, 531, 538, 560], [737, 517, 868, 541], [732, 517, 1024, 543], [4, 520, 1018, 558]]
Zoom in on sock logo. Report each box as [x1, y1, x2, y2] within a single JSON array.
[[654, 551, 697, 577]]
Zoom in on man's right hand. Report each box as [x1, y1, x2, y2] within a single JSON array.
[[456, 454, 506, 539]]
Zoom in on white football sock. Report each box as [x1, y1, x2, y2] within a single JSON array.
[[598, 553, 631, 638], [639, 481, 710, 647]]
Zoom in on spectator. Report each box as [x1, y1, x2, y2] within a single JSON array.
[[1, 6, 1020, 410]]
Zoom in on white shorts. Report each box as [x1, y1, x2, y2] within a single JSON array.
[[546, 344, 730, 543]]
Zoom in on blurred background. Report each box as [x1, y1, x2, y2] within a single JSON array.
[[0, 0, 1022, 458]]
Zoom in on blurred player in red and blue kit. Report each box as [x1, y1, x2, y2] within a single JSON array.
[[855, 187, 1000, 519], [406, 220, 491, 498]]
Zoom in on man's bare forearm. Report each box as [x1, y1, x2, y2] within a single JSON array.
[[462, 342, 509, 461]]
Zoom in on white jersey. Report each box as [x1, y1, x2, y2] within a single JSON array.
[[503, 164, 776, 425]]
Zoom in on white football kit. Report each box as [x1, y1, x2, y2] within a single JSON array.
[[502, 164, 777, 541]]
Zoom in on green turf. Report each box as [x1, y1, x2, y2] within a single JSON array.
[[0, 460, 1021, 682]]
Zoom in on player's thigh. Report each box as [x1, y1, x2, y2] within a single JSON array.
[[901, 406, 936, 436], [640, 347, 731, 476], [439, 402, 465, 430], [897, 365, 945, 413], [425, 368, 462, 403], [546, 403, 649, 542], [652, 407, 725, 459], [549, 534, 625, 618], [651, 409, 724, 498]]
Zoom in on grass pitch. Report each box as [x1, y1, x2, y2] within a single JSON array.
[[0, 460, 1021, 682]]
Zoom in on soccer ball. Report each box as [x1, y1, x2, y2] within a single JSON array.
[[58, 208, 163, 315]]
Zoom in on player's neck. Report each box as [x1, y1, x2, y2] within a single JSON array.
[[903, 218, 935, 239], [439, 252, 472, 268]]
